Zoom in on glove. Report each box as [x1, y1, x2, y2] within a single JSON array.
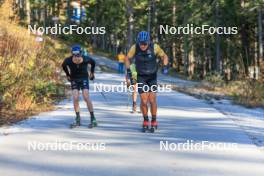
[[89, 73, 95, 80], [162, 65, 169, 75], [127, 68, 135, 85]]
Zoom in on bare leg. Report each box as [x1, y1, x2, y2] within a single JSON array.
[[140, 92, 149, 117], [132, 84, 137, 103], [82, 89, 94, 112], [72, 89, 80, 113], [70, 89, 81, 126], [148, 92, 157, 118], [132, 83, 137, 111]]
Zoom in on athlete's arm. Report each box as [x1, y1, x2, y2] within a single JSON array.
[[125, 56, 130, 69], [125, 45, 136, 84], [161, 54, 169, 66], [125, 44, 136, 68], [86, 56, 95, 80], [154, 44, 169, 66], [155, 44, 169, 74], [62, 58, 71, 80], [85, 56, 95, 73]]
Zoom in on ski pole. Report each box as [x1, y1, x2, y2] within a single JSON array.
[[127, 89, 131, 108], [93, 80, 107, 101]]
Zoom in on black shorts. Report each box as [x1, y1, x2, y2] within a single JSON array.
[[137, 74, 157, 94], [71, 79, 89, 90]]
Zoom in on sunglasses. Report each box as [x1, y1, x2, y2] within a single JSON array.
[[73, 54, 81, 57], [139, 42, 148, 46]]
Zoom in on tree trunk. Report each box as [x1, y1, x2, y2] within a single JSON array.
[[25, 0, 30, 24], [215, 0, 222, 74], [183, 35, 189, 76], [44, 2, 47, 27], [172, 1, 177, 70], [188, 41, 195, 78], [203, 38, 207, 78], [183, 2, 189, 76], [126, 0, 134, 51], [240, 0, 249, 76], [254, 26, 258, 80], [19, 0, 24, 20], [257, 3, 264, 82], [258, 4, 263, 62], [147, 0, 152, 33], [153, 0, 158, 42], [79, 0, 82, 24], [92, 2, 98, 48], [67, 0, 71, 23]]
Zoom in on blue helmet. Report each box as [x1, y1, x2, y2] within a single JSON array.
[[137, 31, 150, 44], [71, 44, 82, 55]]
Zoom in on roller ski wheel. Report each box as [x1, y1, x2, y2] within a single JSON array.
[[142, 120, 149, 133], [70, 122, 81, 128], [130, 110, 140, 114], [150, 120, 158, 133], [70, 117, 81, 128], [89, 120, 98, 128]]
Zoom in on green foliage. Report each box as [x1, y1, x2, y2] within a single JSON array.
[[0, 17, 65, 112], [205, 72, 225, 86], [14, 0, 262, 80], [231, 80, 264, 107], [6, 0, 264, 109]]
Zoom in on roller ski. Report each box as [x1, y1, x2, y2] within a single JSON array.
[[88, 118, 98, 128], [70, 116, 81, 128], [142, 120, 149, 133], [150, 120, 158, 133]]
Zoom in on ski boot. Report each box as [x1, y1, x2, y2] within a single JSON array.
[[150, 120, 158, 133], [89, 118, 98, 128], [142, 120, 149, 133], [70, 116, 81, 128]]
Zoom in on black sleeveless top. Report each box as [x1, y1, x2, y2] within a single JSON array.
[[135, 42, 157, 76]]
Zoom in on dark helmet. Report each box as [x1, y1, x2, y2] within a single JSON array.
[[71, 44, 82, 55], [137, 31, 150, 44]]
